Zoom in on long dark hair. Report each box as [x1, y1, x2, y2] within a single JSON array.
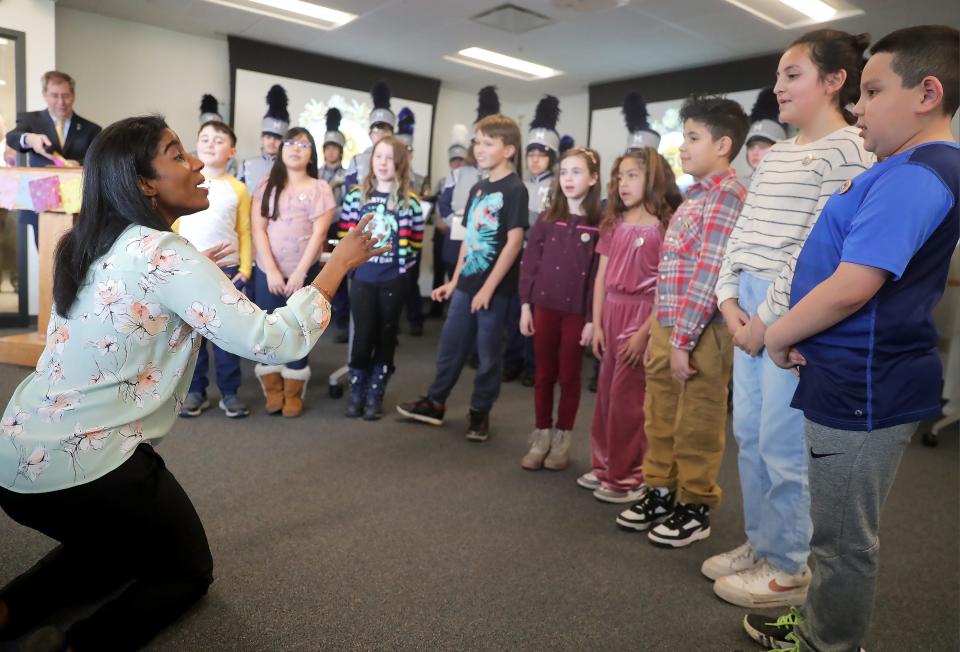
[[261, 127, 319, 220], [791, 29, 870, 125], [543, 147, 602, 227], [53, 115, 171, 317]]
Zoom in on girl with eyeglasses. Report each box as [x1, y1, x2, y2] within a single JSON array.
[[250, 127, 336, 417]]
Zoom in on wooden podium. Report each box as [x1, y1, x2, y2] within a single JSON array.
[[0, 166, 82, 367]]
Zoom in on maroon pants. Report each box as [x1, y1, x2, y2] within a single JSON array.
[[533, 306, 586, 431]]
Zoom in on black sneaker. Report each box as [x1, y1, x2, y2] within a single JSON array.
[[648, 502, 711, 548], [396, 397, 445, 426], [465, 409, 489, 442], [520, 369, 535, 387], [743, 608, 805, 649], [501, 366, 521, 383], [615, 486, 675, 532]]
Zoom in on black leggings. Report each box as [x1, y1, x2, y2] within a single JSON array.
[[0, 444, 213, 651], [349, 276, 408, 371]]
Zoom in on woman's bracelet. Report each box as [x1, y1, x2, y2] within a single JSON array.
[[311, 280, 334, 303]]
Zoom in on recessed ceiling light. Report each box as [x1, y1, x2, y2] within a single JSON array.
[[780, 0, 836, 21], [444, 47, 563, 81], [200, 0, 356, 30], [722, 0, 862, 29]]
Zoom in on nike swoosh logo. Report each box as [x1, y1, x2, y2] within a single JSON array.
[[768, 579, 799, 593], [810, 448, 842, 459]]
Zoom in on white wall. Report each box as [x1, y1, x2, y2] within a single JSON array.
[[1, 0, 56, 315], [56, 7, 229, 146]]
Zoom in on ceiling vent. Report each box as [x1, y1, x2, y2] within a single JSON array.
[[470, 4, 555, 34]]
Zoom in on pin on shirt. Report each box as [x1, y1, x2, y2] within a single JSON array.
[[837, 179, 852, 195], [580, 232, 592, 243], [634, 236, 646, 247]]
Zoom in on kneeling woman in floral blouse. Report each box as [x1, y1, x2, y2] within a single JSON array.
[[0, 115, 384, 652]]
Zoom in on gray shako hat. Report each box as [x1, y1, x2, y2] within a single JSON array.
[[369, 80, 396, 131], [323, 108, 346, 148], [747, 87, 787, 146], [526, 95, 561, 154], [199, 94, 223, 125], [448, 123, 469, 161], [261, 85, 290, 137], [623, 91, 660, 151], [396, 107, 415, 148]]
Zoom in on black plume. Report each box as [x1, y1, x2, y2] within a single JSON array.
[[199, 94, 219, 115], [477, 86, 500, 121], [397, 107, 415, 135], [325, 108, 342, 132], [265, 85, 289, 121], [371, 80, 391, 110], [559, 135, 575, 155], [750, 87, 781, 124], [622, 91, 651, 132], [530, 95, 560, 130]]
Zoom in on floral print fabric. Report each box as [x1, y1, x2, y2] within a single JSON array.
[[1, 226, 331, 493]]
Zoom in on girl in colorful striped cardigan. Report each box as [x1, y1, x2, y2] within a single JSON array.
[[338, 136, 424, 420]]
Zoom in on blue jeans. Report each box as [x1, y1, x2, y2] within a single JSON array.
[[189, 267, 242, 395], [504, 294, 535, 372], [427, 289, 510, 413], [732, 272, 811, 575], [253, 265, 319, 370]]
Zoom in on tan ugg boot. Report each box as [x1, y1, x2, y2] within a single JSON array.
[[281, 366, 311, 417], [255, 364, 285, 415]]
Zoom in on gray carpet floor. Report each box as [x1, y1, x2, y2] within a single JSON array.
[[0, 320, 957, 651]]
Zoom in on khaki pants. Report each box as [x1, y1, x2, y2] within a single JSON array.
[[642, 319, 733, 508]]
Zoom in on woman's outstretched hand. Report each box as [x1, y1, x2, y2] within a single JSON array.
[[201, 242, 236, 269], [328, 213, 391, 273]]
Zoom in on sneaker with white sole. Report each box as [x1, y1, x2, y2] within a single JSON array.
[[714, 559, 811, 608], [179, 392, 209, 417], [701, 541, 761, 581], [576, 471, 601, 490], [593, 484, 646, 504], [648, 502, 711, 548], [219, 394, 250, 418], [616, 486, 675, 532], [743, 608, 805, 649]]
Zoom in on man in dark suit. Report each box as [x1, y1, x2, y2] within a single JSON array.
[[5, 70, 101, 245]]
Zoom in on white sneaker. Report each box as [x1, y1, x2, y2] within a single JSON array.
[[701, 541, 760, 581], [713, 559, 811, 608], [576, 471, 601, 490], [593, 484, 647, 504]]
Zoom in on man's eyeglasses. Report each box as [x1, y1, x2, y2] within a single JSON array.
[[283, 140, 312, 150]]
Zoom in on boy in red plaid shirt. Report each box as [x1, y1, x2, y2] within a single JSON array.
[[615, 95, 749, 549]]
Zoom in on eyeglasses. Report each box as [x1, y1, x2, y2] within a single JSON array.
[[283, 140, 312, 150]]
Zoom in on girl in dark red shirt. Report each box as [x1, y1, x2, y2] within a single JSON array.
[[517, 147, 603, 471]]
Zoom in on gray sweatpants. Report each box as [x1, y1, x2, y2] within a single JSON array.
[[796, 419, 916, 652]]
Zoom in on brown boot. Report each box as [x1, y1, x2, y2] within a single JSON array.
[[281, 366, 311, 417], [255, 364, 284, 414]]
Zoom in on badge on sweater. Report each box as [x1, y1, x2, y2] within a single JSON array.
[[580, 232, 591, 243]]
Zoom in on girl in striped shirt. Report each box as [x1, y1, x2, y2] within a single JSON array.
[[709, 29, 876, 609], [339, 136, 424, 421]]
